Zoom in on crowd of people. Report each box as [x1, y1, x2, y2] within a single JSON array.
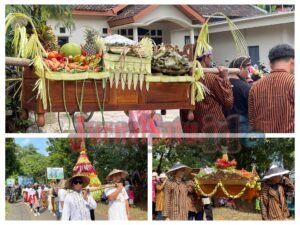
[[152, 163, 294, 220], [179, 43, 294, 133], [6, 169, 141, 221], [124, 43, 294, 134]]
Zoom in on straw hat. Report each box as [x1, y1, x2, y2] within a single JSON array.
[[106, 169, 128, 181], [159, 173, 167, 179], [262, 165, 289, 181], [65, 174, 90, 189], [166, 162, 192, 176]]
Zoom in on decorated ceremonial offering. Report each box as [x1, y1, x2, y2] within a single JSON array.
[[5, 10, 246, 128], [72, 141, 103, 201], [194, 152, 261, 200]]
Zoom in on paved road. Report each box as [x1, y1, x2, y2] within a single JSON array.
[[26, 110, 182, 133], [6, 200, 55, 220], [6, 199, 104, 220]]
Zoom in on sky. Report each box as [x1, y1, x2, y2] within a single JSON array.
[[15, 138, 49, 156]]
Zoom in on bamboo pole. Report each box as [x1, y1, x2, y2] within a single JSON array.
[[5, 57, 32, 67], [5, 57, 240, 74], [86, 184, 116, 192], [203, 67, 240, 74]]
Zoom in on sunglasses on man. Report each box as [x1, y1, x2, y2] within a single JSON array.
[[72, 180, 83, 185]]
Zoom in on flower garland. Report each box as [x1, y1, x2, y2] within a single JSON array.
[[194, 179, 250, 199]]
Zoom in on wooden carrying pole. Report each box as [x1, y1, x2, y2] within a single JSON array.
[[86, 184, 116, 192], [5, 57, 32, 67], [202, 67, 240, 74], [6, 57, 240, 74]]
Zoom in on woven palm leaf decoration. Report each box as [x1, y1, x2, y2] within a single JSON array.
[[73, 141, 102, 200], [192, 12, 248, 104], [5, 13, 50, 110]]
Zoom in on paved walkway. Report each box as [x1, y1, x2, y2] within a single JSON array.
[[6, 199, 104, 220], [26, 110, 182, 133], [6, 200, 55, 220]]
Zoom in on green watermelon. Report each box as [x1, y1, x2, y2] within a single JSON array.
[[60, 43, 81, 57]]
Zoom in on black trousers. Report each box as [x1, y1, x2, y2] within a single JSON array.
[[90, 209, 95, 220], [202, 204, 213, 220]]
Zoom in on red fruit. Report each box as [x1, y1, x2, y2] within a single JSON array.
[[55, 53, 63, 60]]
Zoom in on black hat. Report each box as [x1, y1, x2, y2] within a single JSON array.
[[268, 44, 294, 63]]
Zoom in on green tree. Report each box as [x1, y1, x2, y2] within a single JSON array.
[[88, 139, 147, 182], [19, 154, 48, 183], [46, 138, 78, 179], [153, 138, 295, 178], [5, 138, 20, 178]]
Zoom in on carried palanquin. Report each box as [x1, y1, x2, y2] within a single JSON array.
[[5, 12, 245, 127], [194, 153, 261, 200]]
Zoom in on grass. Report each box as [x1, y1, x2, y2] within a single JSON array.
[[5, 200, 11, 219], [95, 202, 147, 220]]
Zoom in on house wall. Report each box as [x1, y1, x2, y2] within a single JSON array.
[[142, 22, 181, 44], [209, 23, 294, 67], [139, 5, 193, 26], [170, 29, 199, 49], [47, 15, 110, 44]]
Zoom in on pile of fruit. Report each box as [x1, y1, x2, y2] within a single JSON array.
[[215, 153, 237, 169], [151, 44, 191, 75], [197, 170, 256, 183], [43, 27, 104, 73], [195, 153, 259, 184]]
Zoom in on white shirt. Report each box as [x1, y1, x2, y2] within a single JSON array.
[[37, 187, 42, 199], [61, 191, 97, 220], [202, 197, 211, 205], [58, 189, 67, 213], [104, 187, 128, 220], [28, 188, 36, 197]]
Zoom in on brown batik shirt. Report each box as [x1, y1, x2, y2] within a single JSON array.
[[180, 73, 233, 133], [248, 69, 294, 133], [261, 177, 294, 220], [163, 180, 189, 220]]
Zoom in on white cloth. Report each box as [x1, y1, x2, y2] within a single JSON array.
[[61, 191, 97, 220], [28, 188, 36, 198], [48, 188, 53, 211], [202, 197, 211, 205], [58, 189, 67, 213], [37, 187, 42, 199], [105, 187, 128, 220]]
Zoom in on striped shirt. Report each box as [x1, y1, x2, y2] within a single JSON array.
[[180, 73, 233, 133], [163, 180, 188, 220], [248, 69, 294, 133], [261, 177, 294, 220]]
